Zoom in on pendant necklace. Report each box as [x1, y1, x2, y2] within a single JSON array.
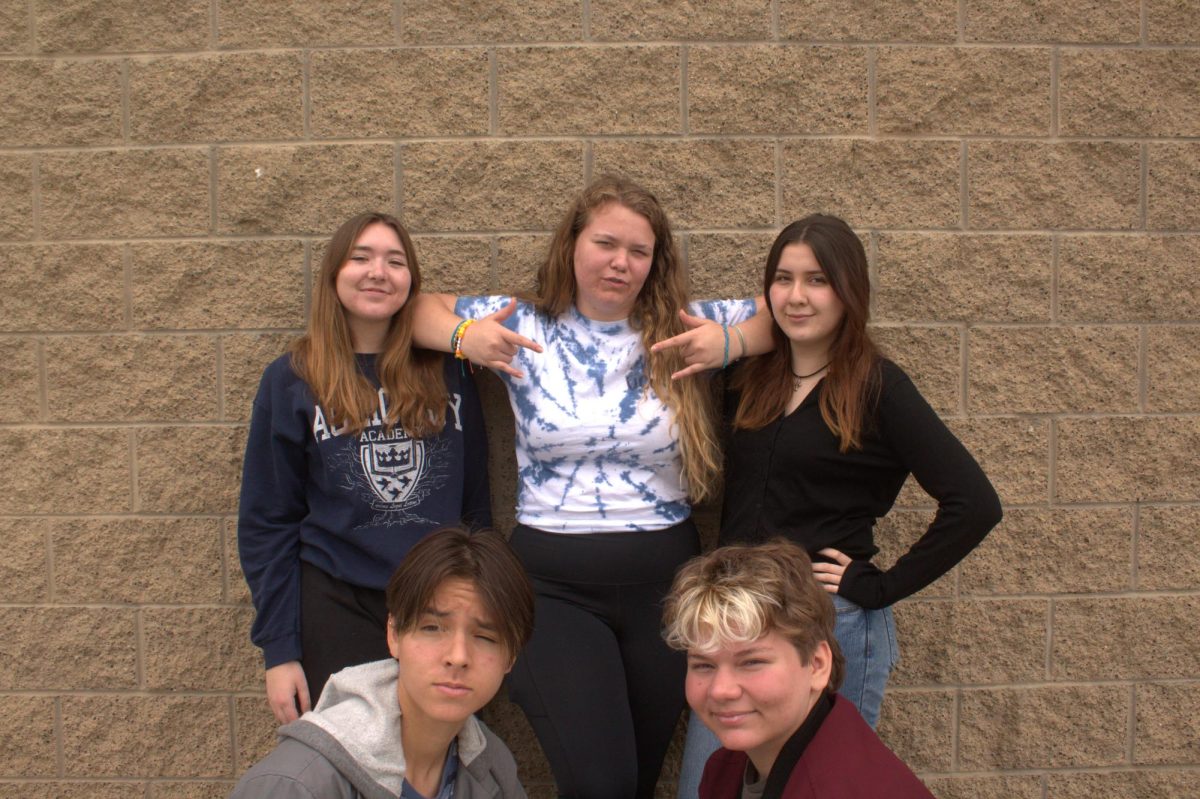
[[791, 362, 830, 391]]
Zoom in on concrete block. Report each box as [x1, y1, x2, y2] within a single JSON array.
[[402, 141, 581, 231], [131, 240, 305, 330], [1148, 143, 1200, 230], [51, 517, 223, 603], [1061, 49, 1200, 136], [0, 696, 56, 777], [0, 428, 130, 513], [45, 335, 218, 422], [1059, 234, 1200, 322], [594, 139, 776, 229], [1147, 0, 1200, 43], [41, 148, 210, 239], [1134, 682, 1200, 765], [688, 45, 866, 135], [0, 607, 137, 689], [1138, 506, 1200, 591], [0, 59, 122, 146], [968, 142, 1139, 230], [498, 46, 679, 135], [871, 325, 961, 414], [685, 232, 775, 300], [0, 244, 125, 332], [34, 0, 208, 52], [874, 233, 1052, 323], [0, 155, 35, 240], [222, 333, 298, 423], [130, 53, 304, 143], [876, 690, 955, 772], [1047, 771, 1200, 799], [1056, 417, 1200, 502], [959, 508, 1133, 595], [780, 0, 957, 41], [61, 696, 232, 777], [0, 519, 48, 602], [218, 0, 394, 47], [311, 48, 487, 138], [1052, 596, 1200, 680], [234, 696, 277, 772], [592, 0, 768, 40], [946, 417, 1049, 505], [135, 425, 244, 514], [0, 0, 28, 52], [963, 0, 1135, 42], [876, 47, 1050, 135], [783, 140, 961, 229], [924, 775, 1043, 799], [399, 0, 581, 43], [968, 326, 1139, 413], [143, 607, 260, 690], [412, 236, 493, 295], [217, 144, 394, 236], [1148, 326, 1200, 412], [959, 686, 1128, 768], [0, 337, 39, 422]]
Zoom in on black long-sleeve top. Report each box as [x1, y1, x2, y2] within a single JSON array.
[[720, 359, 1001, 609]]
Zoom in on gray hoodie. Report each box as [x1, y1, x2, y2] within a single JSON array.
[[230, 659, 526, 799]]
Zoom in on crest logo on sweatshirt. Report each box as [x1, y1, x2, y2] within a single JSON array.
[[359, 430, 427, 506]]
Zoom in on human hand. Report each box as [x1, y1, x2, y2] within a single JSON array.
[[650, 309, 728, 380], [458, 298, 543, 379], [812, 548, 852, 594], [265, 660, 310, 724]]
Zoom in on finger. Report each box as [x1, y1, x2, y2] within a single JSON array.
[[817, 547, 852, 566], [488, 297, 518, 322], [811, 563, 846, 576], [296, 682, 311, 715], [651, 331, 690, 353], [670, 363, 711, 381], [504, 330, 543, 353], [491, 361, 527, 380], [822, 583, 839, 594], [676, 308, 709, 330]]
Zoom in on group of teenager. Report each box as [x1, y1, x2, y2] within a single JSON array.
[[232, 175, 1002, 799]]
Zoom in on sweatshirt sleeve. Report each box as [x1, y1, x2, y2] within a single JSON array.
[[237, 361, 309, 668], [838, 368, 1002, 609], [457, 366, 493, 531]]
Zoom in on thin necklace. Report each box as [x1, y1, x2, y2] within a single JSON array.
[[791, 362, 830, 391]]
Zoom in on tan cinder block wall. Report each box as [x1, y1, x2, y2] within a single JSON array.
[[2, 1, 1197, 796]]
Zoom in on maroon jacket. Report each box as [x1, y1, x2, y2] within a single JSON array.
[[698, 694, 934, 799]]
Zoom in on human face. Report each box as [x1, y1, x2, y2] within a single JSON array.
[[572, 203, 655, 321], [387, 578, 512, 736], [686, 632, 832, 778], [335, 222, 412, 351], [768, 242, 845, 356]]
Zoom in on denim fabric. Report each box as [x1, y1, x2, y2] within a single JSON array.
[[674, 596, 899, 799]]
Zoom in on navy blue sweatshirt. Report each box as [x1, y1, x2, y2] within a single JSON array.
[[720, 359, 1001, 609], [238, 353, 492, 668]]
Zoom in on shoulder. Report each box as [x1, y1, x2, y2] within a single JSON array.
[[689, 297, 758, 325], [230, 738, 350, 799], [802, 697, 933, 797], [698, 747, 749, 799]]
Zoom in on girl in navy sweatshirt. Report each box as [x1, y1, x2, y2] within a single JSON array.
[[238, 212, 491, 724]]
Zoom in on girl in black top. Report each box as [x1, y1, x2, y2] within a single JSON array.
[[669, 214, 1001, 798]]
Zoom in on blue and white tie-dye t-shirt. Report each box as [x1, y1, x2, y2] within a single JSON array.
[[456, 296, 756, 533]]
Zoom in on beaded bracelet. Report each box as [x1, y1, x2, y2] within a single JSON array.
[[451, 319, 475, 360]]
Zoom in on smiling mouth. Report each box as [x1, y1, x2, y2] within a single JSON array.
[[434, 682, 471, 697]]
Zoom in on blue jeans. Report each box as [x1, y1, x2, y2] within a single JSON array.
[[674, 596, 899, 798]]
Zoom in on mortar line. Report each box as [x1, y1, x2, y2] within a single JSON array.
[[128, 428, 140, 513], [43, 499, 55, 601], [219, 518, 232, 603], [867, 47, 877, 137], [36, 336, 48, 422], [1138, 324, 1148, 413], [123, 244, 134, 329], [135, 606, 145, 689], [959, 141, 969, 230], [391, 0, 402, 44], [215, 335, 225, 421], [1050, 48, 1059, 138], [1047, 417, 1057, 505], [302, 50, 312, 139], [957, 0, 966, 42], [1139, 142, 1149, 229], [1126, 683, 1137, 763], [488, 49, 498, 136], [1050, 234, 1059, 323], [31, 154, 41, 241], [209, 0, 219, 45], [679, 45, 689, 135], [120, 60, 131, 145], [770, 0, 780, 39], [208, 146, 219, 235], [228, 693, 240, 779], [1131, 501, 1141, 590], [1140, 0, 1148, 45], [54, 697, 64, 777]]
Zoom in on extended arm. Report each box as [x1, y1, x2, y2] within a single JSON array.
[[409, 293, 542, 378], [651, 298, 772, 379]]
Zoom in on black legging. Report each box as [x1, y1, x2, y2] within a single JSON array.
[[507, 521, 700, 799], [299, 561, 390, 707]]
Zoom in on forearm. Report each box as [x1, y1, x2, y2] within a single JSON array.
[[411, 293, 462, 352], [731, 299, 774, 360]]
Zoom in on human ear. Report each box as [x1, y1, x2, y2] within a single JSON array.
[[386, 615, 401, 659], [808, 640, 833, 695]]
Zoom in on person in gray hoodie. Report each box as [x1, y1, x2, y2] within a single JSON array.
[[231, 527, 535, 799]]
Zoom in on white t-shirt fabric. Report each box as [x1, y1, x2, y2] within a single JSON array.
[[455, 296, 756, 533]]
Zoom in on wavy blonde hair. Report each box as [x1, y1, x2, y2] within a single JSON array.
[[532, 175, 720, 503], [291, 212, 446, 438], [662, 539, 845, 691]]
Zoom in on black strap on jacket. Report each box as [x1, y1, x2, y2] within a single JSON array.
[[761, 692, 834, 799]]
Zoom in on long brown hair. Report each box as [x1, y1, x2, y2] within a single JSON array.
[[533, 175, 721, 503], [291, 212, 446, 438], [732, 214, 881, 452]]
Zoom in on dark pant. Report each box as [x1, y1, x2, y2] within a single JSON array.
[[300, 561, 390, 706], [507, 522, 700, 799]]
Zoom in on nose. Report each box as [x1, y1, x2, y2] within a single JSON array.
[[444, 630, 470, 668], [366, 256, 385, 279], [708, 666, 740, 701], [611, 247, 629, 270], [786, 280, 808, 306]]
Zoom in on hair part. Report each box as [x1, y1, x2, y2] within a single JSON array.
[[533, 175, 721, 501], [386, 527, 534, 661], [662, 539, 845, 692], [291, 211, 447, 438], [732, 213, 881, 451]]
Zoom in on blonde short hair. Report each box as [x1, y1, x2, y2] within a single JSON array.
[[662, 539, 845, 691]]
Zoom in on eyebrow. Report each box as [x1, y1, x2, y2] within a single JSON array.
[[419, 607, 499, 631], [352, 244, 406, 257]]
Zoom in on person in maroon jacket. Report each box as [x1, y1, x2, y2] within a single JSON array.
[[662, 540, 933, 799]]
